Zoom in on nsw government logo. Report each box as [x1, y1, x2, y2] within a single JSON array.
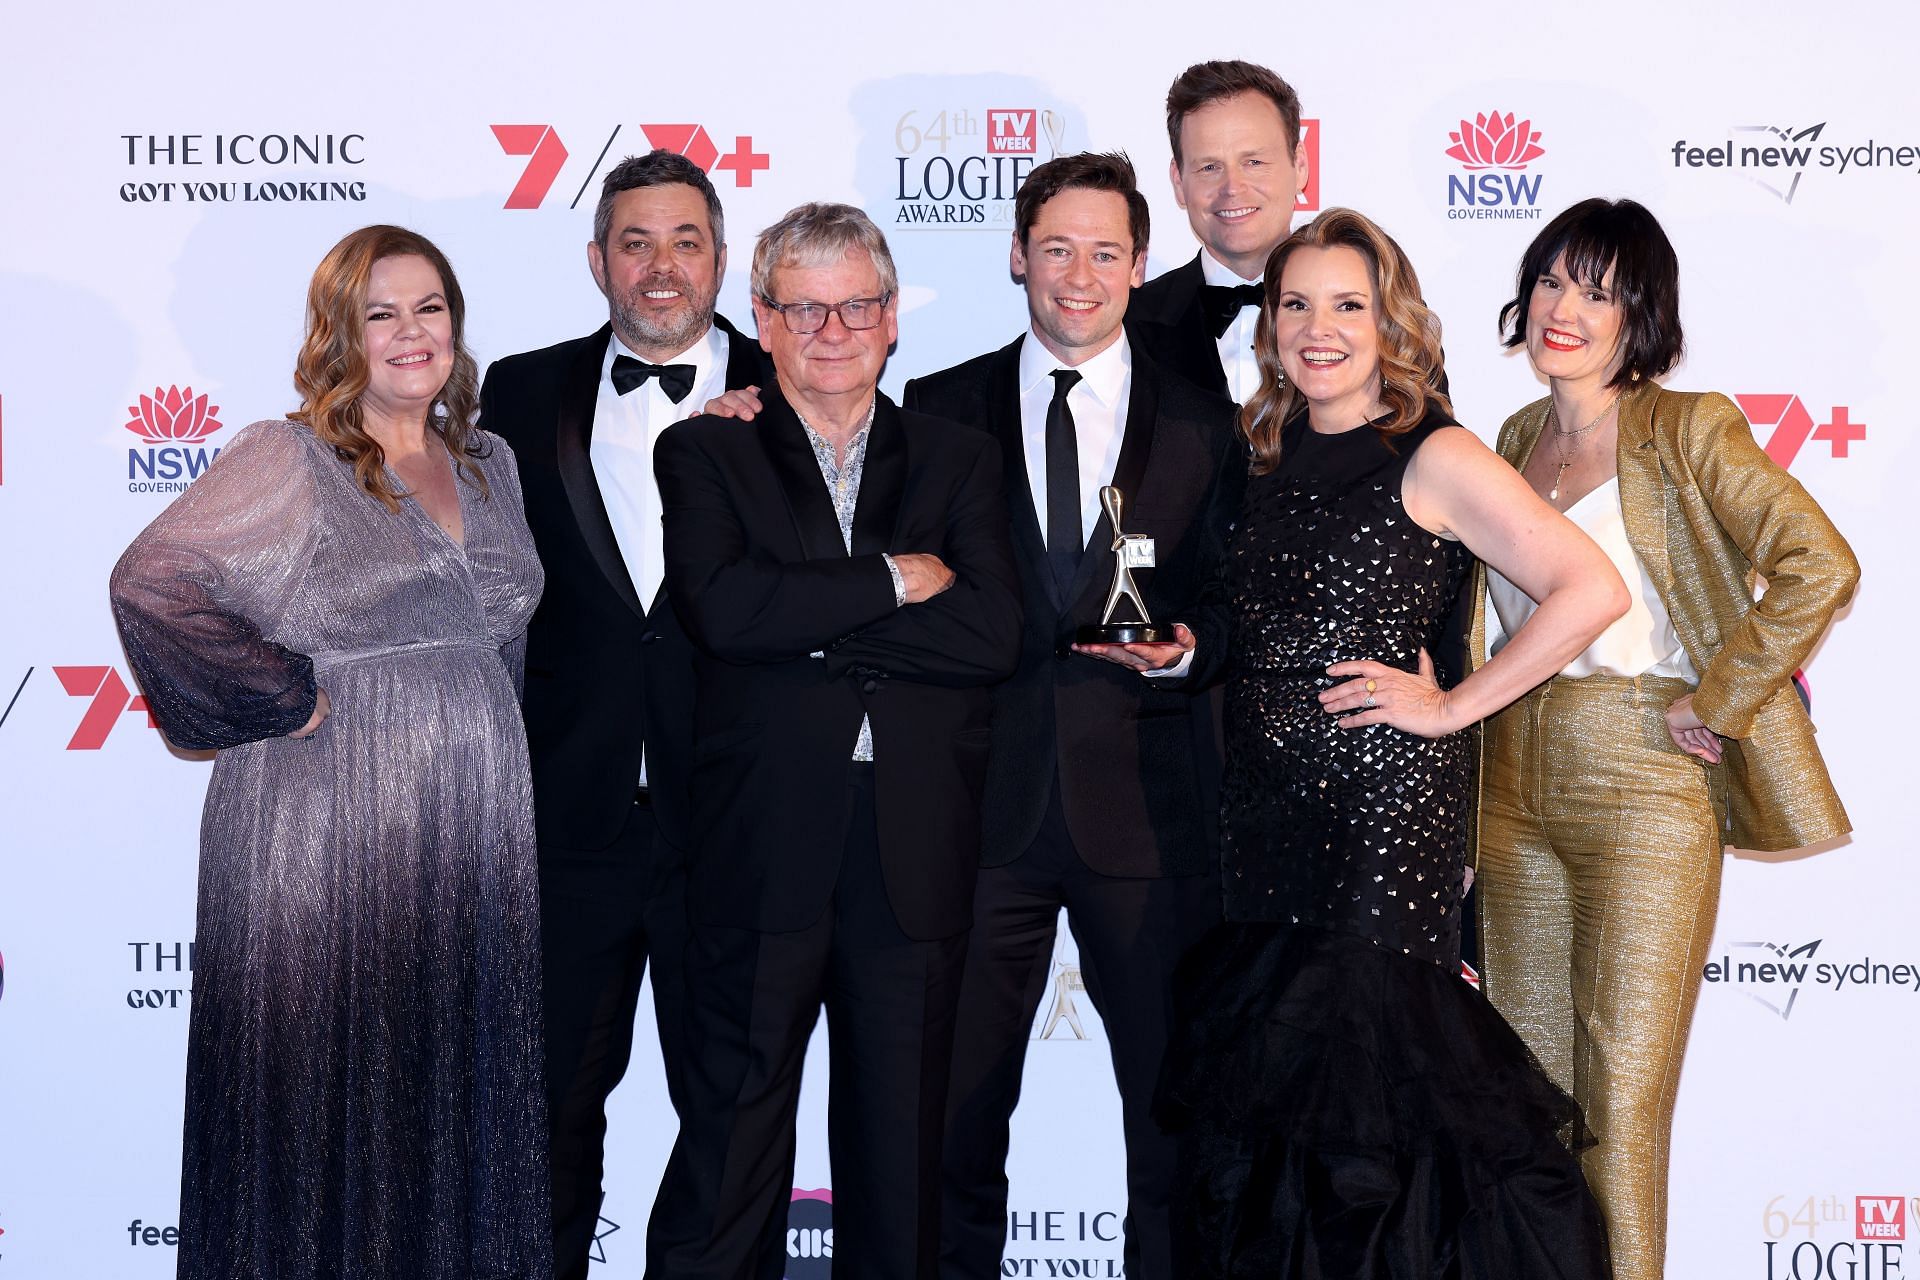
[[1443, 110, 1546, 222], [126, 385, 225, 494]]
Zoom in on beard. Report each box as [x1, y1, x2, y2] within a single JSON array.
[[609, 273, 718, 357]]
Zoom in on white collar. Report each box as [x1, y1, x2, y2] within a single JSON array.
[[1017, 329, 1131, 406]]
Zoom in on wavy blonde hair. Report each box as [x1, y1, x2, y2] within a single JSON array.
[[288, 225, 487, 509], [1241, 208, 1451, 475]]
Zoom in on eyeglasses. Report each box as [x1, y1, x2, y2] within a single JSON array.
[[760, 293, 893, 334]]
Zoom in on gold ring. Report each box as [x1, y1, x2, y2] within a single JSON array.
[[1365, 679, 1377, 693]]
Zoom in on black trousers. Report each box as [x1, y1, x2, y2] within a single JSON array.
[[647, 766, 969, 1280], [940, 784, 1217, 1280], [541, 795, 691, 1280]]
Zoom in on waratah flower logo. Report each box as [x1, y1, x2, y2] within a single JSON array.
[[125, 385, 222, 443], [1446, 111, 1546, 171]]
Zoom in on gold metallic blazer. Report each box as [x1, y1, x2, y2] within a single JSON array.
[[1480, 379, 1858, 852]]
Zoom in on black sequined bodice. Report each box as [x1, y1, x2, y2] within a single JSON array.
[[1220, 409, 1475, 965]]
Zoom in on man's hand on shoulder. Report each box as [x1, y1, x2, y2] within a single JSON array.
[[698, 385, 763, 422]]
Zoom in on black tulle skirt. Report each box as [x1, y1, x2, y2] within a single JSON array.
[[1155, 923, 1610, 1279]]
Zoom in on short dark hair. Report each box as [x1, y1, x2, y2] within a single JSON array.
[[1499, 197, 1684, 387], [1165, 60, 1302, 168], [1013, 151, 1149, 257], [592, 150, 725, 254]]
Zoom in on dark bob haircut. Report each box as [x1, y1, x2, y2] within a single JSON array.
[[1499, 197, 1684, 388], [1013, 151, 1150, 258]]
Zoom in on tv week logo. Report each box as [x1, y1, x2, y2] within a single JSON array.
[[492, 123, 771, 210], [987, 110, 1037, 155], [1858, 1197, 1906, 1241], [1734, 395, 1865, 469]]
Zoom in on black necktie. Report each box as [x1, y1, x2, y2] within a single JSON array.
[[611, 355, 696, 403], [1199, 282, 1264, 339], [1045, 368, 1084, 593]]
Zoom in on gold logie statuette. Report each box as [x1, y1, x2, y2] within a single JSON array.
[[1075, 486, 1172, 645]]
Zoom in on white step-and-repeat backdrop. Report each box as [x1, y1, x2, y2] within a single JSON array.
[[1, 2, 1912, 1277]]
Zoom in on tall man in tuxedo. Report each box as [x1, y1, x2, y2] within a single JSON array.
[[1128, 60, 1310, 404], [901, 152, 1242, 1280], [478, 150, 771, 1280], [645, 203, 1021, 1280]]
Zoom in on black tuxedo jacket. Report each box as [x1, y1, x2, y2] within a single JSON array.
[[656, 389, 1021, 939], [903, 338, 1243, 877], [1127, 254, 1232, 399], [478, 315, 770, 855]]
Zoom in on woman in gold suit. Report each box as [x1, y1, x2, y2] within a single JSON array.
[[1477, 197, 1859, 1280]]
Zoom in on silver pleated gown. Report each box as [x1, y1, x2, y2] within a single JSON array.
[[110, 420, 549, 1280]]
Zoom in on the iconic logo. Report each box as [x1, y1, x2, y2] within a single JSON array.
[[492, 123, 771, 210], [1444, 110, 1545, 221], [787, 1189, 833, 1279], [1858, 1197, 1907, 1241], [1734, 395, 1865, 470], [54, 666, 154, 750], [589, 1215, 620, 1265], [1670, 122, 1920, 204], [119, 132, 368, 205], [128, 941, 194, 1011], [125, 384, 227, 494], [1703, 938, 1920, 1020]]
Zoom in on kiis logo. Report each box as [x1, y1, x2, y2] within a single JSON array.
[[787, 1189, 832, 1279], [1444, 110, 1545, 222], [1735, 395, 1865, 469], [126, 384, 225, 494], [492, 123, 771, 210], [54, 666, 155, 750]]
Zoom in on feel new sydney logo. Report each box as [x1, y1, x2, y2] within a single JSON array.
[[1702, 939, 1920, 1019]]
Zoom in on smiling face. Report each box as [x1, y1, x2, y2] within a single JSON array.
[[359, 253, 454, 429], [589, 182, 725, 361], [1011, 186, 1145, 365], [751, 245, 898, 412], [1170, 91, 1308, 280], [1525, 250, 1625, 390], [1270, 244, 1383, 431]]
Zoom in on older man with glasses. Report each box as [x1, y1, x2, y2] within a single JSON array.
[[643, 202, 1022, 1280]]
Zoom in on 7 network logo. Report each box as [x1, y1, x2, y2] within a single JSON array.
[[1, 666, 158, 750], [1735, 394, 1865, 469], [492, 123, 771, 210]]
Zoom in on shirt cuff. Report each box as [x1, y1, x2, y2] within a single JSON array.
[[882, 553, 907, 607], [1141, 645, 1196, 679]]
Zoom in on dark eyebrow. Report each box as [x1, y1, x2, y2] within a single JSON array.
[[619, 223, 707, 238]]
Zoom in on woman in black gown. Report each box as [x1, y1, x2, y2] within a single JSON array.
[[1117, 208, 1630, 1277]]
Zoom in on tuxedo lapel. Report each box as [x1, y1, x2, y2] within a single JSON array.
[[990, 337, 1050, 596], [851, 397, 906, 557], [759, 397, 847, 561], [1134, 256, 1229, 398], [714, 312, 769, 392], [554, 323, 646, 618]]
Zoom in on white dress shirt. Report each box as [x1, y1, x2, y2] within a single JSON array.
[[1200, 248, 1264, 406], [1017, 330, 1191, 678], [590, 324, 730, 782], [1487, 478, 1699, 681]]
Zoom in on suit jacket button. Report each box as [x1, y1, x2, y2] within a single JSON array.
[[640, 630, 658, 644], [1055, 644, 1072, 660], [862, 678, 879, 694]]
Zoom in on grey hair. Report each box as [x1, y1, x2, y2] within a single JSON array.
[[592, 150, 725, 255], [750, 202, 898, 301]]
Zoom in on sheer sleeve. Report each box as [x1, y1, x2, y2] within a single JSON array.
[[109, 421, 324, 750]]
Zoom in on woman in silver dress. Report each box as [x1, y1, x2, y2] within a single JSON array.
[[111, 225, 548, 1280]]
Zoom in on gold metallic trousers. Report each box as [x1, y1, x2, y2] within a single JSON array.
[[1479, 673, 1726, 1280]]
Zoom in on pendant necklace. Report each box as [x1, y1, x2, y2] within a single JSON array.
[[1547, 394, 1618, 504]]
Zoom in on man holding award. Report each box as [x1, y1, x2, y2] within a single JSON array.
[[901, 151, 1242, 1280]]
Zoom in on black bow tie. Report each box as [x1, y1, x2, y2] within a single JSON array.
[[1199, 282, 1265, 339], [611, 355, 696, 403]]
